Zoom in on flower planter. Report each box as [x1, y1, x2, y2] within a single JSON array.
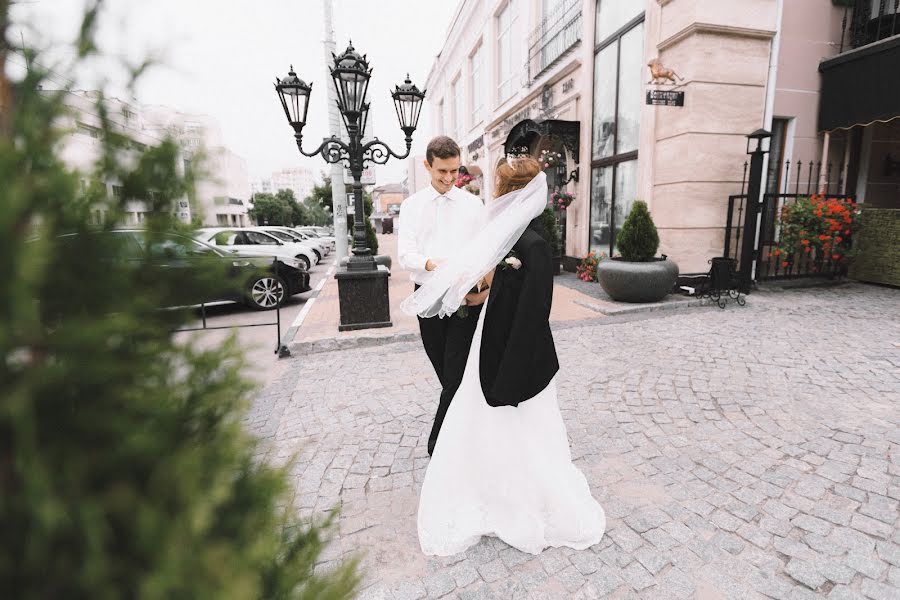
[[596, 257, 679, 303]]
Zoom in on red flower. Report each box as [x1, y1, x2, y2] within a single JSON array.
[[781, 261, 789, 267], [801, 239, 810, 246], [773, 249, 781, 256], [832, 254, 840, 261], [835, 236, 842, 243]]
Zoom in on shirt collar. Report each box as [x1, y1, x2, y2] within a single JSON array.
[[427, 184, 457, 200]]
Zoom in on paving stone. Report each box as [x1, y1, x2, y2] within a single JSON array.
[[792, 514, 833, 536], [751, 571, 794, 600], [476, 559, 509, 584], [608, 526, 645, 553], [393, 581, 427, 600], [457, 584, 498, 600], [846, 551, 888, 580], [852, 514, 894, 539], [423, 572, 455, 598], [859, 578, 900, 600], [449, 562, 480, 588], [633, 546, 670, 575], [710, 509, 743, 532], [828, 586, 868, 600], [859, 495, 899, 525], [568, 551, 601, 575], [556, 565, 587, 593], [624, 508, 670, 533], [785, 558, 827, 590], [877, 541, 900, 567], [621, 561, 655, 591]]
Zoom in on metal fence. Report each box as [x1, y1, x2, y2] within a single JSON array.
[[723, 160, 854, 283]]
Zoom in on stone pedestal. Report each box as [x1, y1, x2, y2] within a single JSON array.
[[335, 265, 392, 331]]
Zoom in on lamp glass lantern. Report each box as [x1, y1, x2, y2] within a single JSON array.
[[391, 74, 425, 136], [746, 128, 772, 154], [330, 44, 371, 124], [274, 67, 312, 134]]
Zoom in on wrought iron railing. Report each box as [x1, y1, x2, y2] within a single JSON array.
[[723, 160, 852, 282], [528, 0, 582, 81], [838, 0, 900, 52]]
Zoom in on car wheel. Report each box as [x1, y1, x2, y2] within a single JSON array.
[[313, 249, 322, 262], [246, 274, 286, 310], [296, 254, 311, 270]]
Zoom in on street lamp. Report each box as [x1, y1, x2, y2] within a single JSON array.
[[274, 43, 425, 331], [738, 128, 772, 293]]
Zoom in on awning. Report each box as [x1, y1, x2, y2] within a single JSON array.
[[818, 35, 900, 132], [503, 119, 581, 163]]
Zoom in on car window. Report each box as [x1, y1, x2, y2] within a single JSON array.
[[267, 230, 295, 242], [146, 234, 217, 258], [212, 231, 238, 246], [245, 231, 279, 245]]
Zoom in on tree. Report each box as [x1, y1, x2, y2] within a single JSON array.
[[248, 192, 291, 226], [275, 188, 308, 226], [1, 7, 359, 598], [616, 200, 660, 262]]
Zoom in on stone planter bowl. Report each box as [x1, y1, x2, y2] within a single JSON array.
[[596, 257, 679, 303]]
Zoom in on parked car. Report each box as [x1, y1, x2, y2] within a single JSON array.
[[250, 226, 330, 261], [295, 227, 337, 251], [57, 229, 310, 310], [195, 227, 319, 270], [264, 226, 334, 255]]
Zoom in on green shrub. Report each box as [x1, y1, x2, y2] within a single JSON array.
[[616, 200, 660, 262], [539, 207, 560, 256], [1, 7, 359, 598]]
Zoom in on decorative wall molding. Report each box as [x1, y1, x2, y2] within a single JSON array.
[[658, 22, 776, 52]]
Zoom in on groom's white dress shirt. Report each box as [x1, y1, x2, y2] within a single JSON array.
[[398, 184, 485, 285]]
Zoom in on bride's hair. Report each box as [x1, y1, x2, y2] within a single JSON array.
[[495, 156, 541, 197]]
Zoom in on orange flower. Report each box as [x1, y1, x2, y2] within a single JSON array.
[[801, 239, 810, 246], [773, 249, 781, 256]]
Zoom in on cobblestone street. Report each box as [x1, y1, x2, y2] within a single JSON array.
[[246, 283, 900, 600]]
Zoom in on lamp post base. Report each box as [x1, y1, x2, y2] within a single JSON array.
[[335, 265, 392, 331]]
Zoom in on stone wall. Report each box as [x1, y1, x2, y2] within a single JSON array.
[[850, 208, 900, 287]]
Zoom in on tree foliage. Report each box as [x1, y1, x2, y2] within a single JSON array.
[[616, 200, 660, 262], [0, 6, 359, 598]]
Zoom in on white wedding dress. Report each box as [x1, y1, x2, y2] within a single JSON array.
[[417, 296, 606, 556]]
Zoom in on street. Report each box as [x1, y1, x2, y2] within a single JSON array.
[[246, 282, 900, 600], [173, 258, 335, 386]]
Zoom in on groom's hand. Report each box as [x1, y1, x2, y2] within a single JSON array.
[[464, 289, 489, 307], [425, 259, 437, 271]]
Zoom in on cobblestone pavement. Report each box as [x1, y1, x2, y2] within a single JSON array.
[[246, 283, 900, 600]]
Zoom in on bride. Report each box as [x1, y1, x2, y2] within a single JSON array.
[[401, 157, 606, 556]]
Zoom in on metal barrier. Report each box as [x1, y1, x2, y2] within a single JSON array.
[[174, 257, 290, 358]]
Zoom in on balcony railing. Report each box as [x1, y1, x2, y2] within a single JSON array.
[[528, 0, 582, 82], [839, 0, 900, 52]]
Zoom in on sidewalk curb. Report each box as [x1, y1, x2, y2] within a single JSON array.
[[281, 262, 337, 351], [289, 331, 421, 354], [572, 295, 702, 316]]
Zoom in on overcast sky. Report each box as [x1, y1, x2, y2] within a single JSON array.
[[10, 0, 460, 184]]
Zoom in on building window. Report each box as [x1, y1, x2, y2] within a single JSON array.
[[451, 74, 463, 140], [589, 1, 644, 256], [497, 0, 519, 104], [470, 42, 485, 127], [217, 214, 229, 226]]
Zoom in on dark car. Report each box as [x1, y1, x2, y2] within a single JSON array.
[[59, 229, 310, 310]]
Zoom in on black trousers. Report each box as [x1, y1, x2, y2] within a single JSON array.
[[415, 285, 482, 455]]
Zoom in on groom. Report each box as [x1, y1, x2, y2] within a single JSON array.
[[398, 136, 484, 456]]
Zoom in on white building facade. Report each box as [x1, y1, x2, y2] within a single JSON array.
[[426, 0, 590, 266]]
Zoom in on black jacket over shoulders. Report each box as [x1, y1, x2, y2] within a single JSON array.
[[479, 218, 559, 407]]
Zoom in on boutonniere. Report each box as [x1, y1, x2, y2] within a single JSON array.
[[497, 250, 522, 271]]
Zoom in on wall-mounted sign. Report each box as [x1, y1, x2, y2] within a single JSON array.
[[646, 90, 684, 107], [562, 78, 575, 94]]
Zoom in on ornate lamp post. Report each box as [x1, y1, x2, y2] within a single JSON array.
[[275, 44, 425, 330], [739, 128, 772, 293]]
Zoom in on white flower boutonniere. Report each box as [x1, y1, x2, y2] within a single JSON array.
[[498, 250, 522, 271]]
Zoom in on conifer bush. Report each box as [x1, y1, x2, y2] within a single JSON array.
[[0, 6, 359, 598], [616, 200, 660, 262]]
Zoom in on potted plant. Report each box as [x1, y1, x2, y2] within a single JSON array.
[[596, 200, 679, 302]]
